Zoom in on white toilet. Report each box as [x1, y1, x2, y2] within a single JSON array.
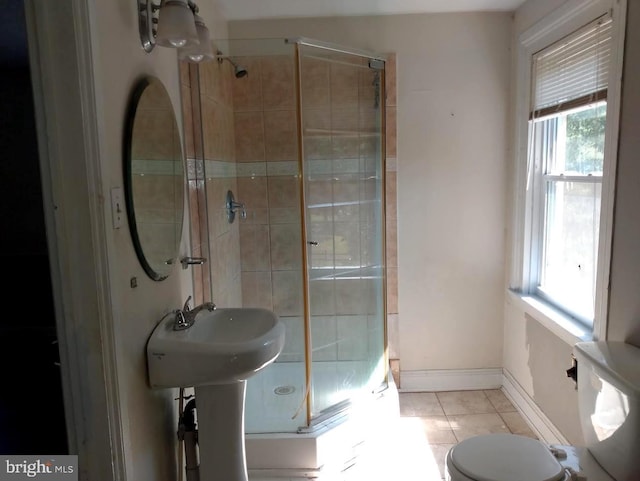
[[444, 341, 640, 481]]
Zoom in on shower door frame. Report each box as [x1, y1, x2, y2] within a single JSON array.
[[290, 37, 390, 429]]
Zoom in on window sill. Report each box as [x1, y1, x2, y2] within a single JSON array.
[[506, 289, 593, 345]]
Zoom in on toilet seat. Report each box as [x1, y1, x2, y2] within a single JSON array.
[[446, 434, 567, 481]]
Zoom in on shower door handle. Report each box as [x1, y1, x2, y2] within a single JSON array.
[[307, 241, 318, 246]]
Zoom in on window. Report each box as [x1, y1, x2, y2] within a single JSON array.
[[512, 0, 626, 336], [529, 16, 612, 324], [531, 102, 606, 322]]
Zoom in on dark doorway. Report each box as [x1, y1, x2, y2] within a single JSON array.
[[0, 0, 69, 454]]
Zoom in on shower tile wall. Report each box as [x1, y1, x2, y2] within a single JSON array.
[[180, 61, 209, 305], [182, 51, 398, 369], [385, 54, 400, 385], [234, 52, 399, 365], [234, 54, 306, 363], [181, 57, 242, 307]]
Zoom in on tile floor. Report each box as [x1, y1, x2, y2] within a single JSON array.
[[249, 389, 538, 480], [341, 389, 538, 480]]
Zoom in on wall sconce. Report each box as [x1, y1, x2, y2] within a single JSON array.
[[178, 13, 214, 62], [137, 0, 213, 62]]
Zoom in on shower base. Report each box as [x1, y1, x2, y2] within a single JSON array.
[[244, 371, 399, 479]]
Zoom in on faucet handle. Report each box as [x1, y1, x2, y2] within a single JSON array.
[[183, 296, 192, 312], [173, 309, 188, 331]]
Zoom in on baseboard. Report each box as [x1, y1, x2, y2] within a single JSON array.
[[501, 369, 569, 445], [399, 368, 503, 392]]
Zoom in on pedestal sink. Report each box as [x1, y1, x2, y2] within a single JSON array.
[[146, 306, 285, 481]]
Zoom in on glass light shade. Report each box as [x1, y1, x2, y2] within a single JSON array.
[[178, 15, 214, 62], [155, 0, 199, 48]]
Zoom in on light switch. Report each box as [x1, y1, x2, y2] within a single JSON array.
[[111, 187, 124, 229]]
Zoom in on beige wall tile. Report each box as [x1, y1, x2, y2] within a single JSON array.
[[330, 62, 360, 110], [237, 176, 268, 211], [231, 57, 263, 112], [385, 106, 396, 158], [277, 316, 305, 362], [303, 109, 332, 159], [311, 315, 338, 361], [267, 175, 299, 208], [234, 112, 265, 161], [181, 84, 195, 159], [335, 278, 366, 314], [301, 56, 330, 110], [386, 267, 398, 314], [241, 271, 273, 310], [272, 270, 304, 316], [386, 217, 398, 268], [264, 110, 298, 161], [261, 55, 295, 110], [269, 207, 300, 224], [309, 279, 336, 315], [240, 224, 271, 272], [270, 223, 302, 270], [337, 315, 369, 360]]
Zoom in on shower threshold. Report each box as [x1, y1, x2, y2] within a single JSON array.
[[245, 376, 399, 479]]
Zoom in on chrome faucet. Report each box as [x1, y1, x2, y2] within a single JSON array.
[[173, 295, 217, 331]]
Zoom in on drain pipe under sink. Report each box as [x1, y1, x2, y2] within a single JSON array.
[[178, 395, 200, 481]]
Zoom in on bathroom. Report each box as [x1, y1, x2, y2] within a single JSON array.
[[3, 0, 640, 480]]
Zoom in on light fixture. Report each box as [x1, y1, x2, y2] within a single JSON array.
[[137, 0, 212, 61], [178, 13, 214, 62]]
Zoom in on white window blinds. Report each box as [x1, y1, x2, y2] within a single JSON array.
[[531, 15, 612, 118]]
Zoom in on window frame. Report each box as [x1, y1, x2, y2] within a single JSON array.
[[531, 104, 606, 325], [510, 0, 627, 341]]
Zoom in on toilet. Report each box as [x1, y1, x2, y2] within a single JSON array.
[[444, 341, 640, 481]]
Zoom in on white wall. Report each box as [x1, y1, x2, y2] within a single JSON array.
[[92, 5, 185, 481], [503, 0, 640, 445], [228, 12, 511, 372], [90, 1, 227, 480], [608, 0, 640, 346]]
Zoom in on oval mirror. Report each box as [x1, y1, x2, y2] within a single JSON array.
[[124, 76, 185, 281]]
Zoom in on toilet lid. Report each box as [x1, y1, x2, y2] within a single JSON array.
[[450, 433, 565, 481]]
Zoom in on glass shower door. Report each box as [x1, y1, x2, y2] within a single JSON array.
[[298, 42, 387, 421]]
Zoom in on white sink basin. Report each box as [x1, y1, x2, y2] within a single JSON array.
[[146, 307, 285, 388]]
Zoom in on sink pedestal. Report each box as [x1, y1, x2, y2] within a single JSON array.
[[195, 381, 248, 481]]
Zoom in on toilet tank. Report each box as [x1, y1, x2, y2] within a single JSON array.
[[573, 341, 640, 481]]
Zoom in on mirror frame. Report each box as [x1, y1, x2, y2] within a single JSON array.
[[123, 76, 185, 281]]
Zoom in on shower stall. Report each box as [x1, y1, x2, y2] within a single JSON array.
[[184, 36, 392, 473]]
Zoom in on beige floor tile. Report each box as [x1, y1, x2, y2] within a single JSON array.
[[500, 411, 538, 438], [399, 415, 457, 444], [428, 443, 455, 480], [436, 390, 496, 415], [399, 392, 445, 416], [484, 389, 517, 412], [342, 415, 444, 480], [312, 390, 546, 481], [447, 413, 510, 441]]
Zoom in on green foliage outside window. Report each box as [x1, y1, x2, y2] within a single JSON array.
[[565, 104, 607, 175]]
